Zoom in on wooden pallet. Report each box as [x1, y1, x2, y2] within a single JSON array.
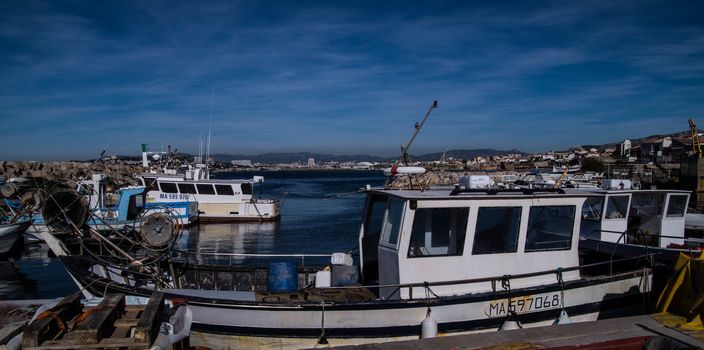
[[22, 291, 183, 350]]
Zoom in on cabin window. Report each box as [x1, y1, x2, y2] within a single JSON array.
[[241, 183, 253, 195], [196, 184, 216, 195], [215, 185, 234, 195], [144, 177, 159, 191], [582, 197, 603, 221], [631, 193, 665, 217], [666, 195, 688, 217], [78, 184, 94, 196], [605, 195, 629, 219], [525, 206, 575, 252], [408, 208, 469, 257], [178, 183, 197, 194], [472, 207, 521, 255], [364, 195, 387, 238], [160, 182, 178, 193], [380, 200, 405, 246]]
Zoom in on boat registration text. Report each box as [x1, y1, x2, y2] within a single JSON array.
[[159, 193, 191, 200], [484, 292, 561, 317]]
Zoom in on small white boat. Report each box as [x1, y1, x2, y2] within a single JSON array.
[[136, 162, 280, 223], [553, 164, 582, 174]]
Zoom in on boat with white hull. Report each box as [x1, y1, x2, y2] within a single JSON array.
[[573, 186, 699, 263], [39, 186, 653, 349], [136, 172, 279, 223]]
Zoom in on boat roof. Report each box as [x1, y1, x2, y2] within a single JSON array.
[[368, 187, 602, 200], [135, 173, 253, 184], [562, 188, 691, 195]]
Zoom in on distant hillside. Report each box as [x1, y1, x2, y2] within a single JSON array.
[[213, 149, 526, 164], [410, 149, 525, 161], [583, 130, 692, 150]]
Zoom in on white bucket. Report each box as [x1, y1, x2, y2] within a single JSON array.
[[315, 271, 332, 288]]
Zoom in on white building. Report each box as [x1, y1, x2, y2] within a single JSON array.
[[621, 140, 631, 156], [307, 158, 315, 167]]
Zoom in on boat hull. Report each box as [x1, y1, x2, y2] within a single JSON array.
[[58, 255, 651, 348]]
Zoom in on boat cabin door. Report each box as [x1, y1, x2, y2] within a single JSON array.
[[359, 194, 388, 284], [600, 193, 631, 243], [660, 193, 689, 247]]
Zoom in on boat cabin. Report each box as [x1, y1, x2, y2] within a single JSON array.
[[79, 175, 147, 222], [358, 188, 589, 300], [137, 175, 255, 202], [577, 189, 690, 248]]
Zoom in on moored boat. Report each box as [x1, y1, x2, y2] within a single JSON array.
[[39, 186, 654, 348], [573, 186, 699, 264]]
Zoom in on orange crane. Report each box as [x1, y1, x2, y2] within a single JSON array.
[[689, 118, 702, 159]]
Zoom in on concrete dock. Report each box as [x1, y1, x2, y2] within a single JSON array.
[[329, 315, 704, 349]]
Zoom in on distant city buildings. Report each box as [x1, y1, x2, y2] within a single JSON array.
[[231, 160, 253, 167]]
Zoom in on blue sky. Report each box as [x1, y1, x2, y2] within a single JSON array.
[[1, 0, 703, 161]]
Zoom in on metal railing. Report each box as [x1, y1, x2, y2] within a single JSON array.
[[315, 253, 653, 300], [171, 249, 333, 269]]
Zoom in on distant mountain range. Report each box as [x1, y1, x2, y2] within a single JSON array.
[[212, 149, 526, 164]]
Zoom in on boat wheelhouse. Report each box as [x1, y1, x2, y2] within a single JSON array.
[[40, 187, 654, 349], [136, 173, 280, 222], [575, 187, 698, 261], [80, 174, 199, 227]]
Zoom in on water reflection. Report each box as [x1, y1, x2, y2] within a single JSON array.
[[176, 222, 279, 265], [0, 261, 37, 300], [1, 243, 79, 300]]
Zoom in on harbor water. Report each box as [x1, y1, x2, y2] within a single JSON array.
[[0, 170, 386, 300]]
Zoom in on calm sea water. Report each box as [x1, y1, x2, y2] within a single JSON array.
[[1, 170, 386, 300]]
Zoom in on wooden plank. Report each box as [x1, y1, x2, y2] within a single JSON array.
[[110, 325, 132, 339], [125, 305, 144, 313], [70, 293, 125, 345], [133, 291, 164, 344], [22, 293, 82, 348], [24, 340, 150, 350]]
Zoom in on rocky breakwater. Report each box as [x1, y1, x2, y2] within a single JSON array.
[[388, 170, 523, 188], [388, 170, 461, 188], [0, 161, 142, 189]]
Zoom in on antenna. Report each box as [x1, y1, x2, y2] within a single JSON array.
[[441, 131, 458, 163], [205, 90, 215, 180], [198, 134, 203, 163]]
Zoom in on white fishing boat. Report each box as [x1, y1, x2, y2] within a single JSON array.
[[552, 164, 582, 174], [40, 186, 653, 349], [572, 184, 698, 263], [136, 172, 279, 222], [137, 142, 280, 223]]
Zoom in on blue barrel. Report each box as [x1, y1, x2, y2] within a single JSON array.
[[268, 262, 298, 293]]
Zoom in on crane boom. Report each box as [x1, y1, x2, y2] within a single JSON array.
[[400, 100, 438, 165]]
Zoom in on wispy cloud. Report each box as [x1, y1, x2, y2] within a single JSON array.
[[0, 0, 702, 160]]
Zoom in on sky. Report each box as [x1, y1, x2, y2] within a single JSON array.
[[1, 0, 703, 161]]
